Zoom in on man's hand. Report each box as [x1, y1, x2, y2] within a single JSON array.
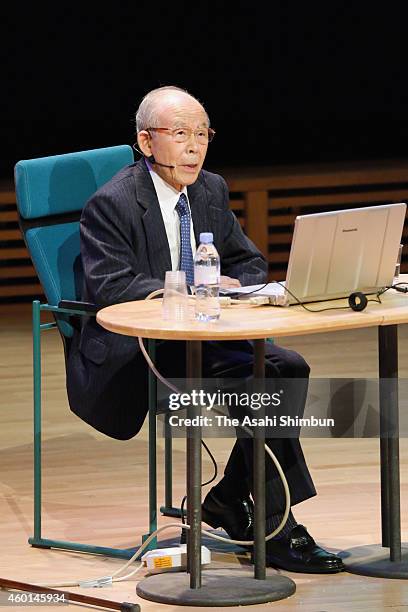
[[219, 276, 241, 288]]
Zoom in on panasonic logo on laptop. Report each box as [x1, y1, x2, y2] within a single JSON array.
[[342, 228, 358, 232]]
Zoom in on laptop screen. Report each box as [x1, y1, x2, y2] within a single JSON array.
[[285, 202, 406, 303]]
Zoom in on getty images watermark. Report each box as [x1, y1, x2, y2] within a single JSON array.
[[158, 378, 408, 438], [164, 385, 334, 435]]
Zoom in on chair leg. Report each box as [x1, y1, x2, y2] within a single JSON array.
[[143, 340, 158, 551], [164, 415, 173, 509], [30, 300, 44, 546], [28, 303, 159, 558], [160, 415, 185, 518]]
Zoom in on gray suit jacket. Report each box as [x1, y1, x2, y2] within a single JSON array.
[[67, 159, 267, 439]]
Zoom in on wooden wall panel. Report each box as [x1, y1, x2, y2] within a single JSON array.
[[224, 161, 408, 281], [0, 186, 44, 303], [244, 190, 269, 258]]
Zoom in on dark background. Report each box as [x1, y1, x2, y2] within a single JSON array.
[[2, 4, 408, 179]]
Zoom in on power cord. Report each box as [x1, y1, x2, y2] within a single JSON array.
[[221, 282, 269, 298], [136, 303, 220, 506], [137, 288, 291, 547], [378, 281, 408, 295], [272, 280, 383, 312], [227, 279, 408, 312], [181, 439, 218, 528], [43, 433, 290, 589]]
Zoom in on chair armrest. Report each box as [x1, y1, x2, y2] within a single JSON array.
[[58, 300, 98, 314]]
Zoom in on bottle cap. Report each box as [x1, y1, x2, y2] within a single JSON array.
[[199, 232, 213, 244]]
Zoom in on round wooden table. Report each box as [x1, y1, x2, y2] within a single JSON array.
[[96, 296, 384, 341]]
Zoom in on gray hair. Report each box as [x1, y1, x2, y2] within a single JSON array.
[[135, 86, 210, 132]]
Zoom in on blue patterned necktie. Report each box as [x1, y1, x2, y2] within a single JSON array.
[[175, 193, 194, 285]]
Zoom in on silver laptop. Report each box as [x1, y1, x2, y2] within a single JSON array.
[[225, 202, 406, 305]]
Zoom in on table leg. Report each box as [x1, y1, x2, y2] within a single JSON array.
[[342, 324, 407, 578], [142, 340, 157, 551], [253, 339, 266, 580], [186, 340, 202, 588], [378, 325, 401, 561]]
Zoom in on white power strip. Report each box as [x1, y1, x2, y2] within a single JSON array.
[[141, 545, 211, 573]]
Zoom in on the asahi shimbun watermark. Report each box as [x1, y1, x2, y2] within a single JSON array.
[[167, 409, 334, 430]]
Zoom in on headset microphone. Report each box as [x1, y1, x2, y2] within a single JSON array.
[[131, 144, 175, 169], [146, 154, 175, 169]]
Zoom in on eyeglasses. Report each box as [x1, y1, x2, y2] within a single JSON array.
[[147, 127, 215, 144]]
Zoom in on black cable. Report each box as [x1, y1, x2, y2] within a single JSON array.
[[201, 440, 218, 487], [223, 280, 350, 311], [280, 280, 408, 311], [271, 280, 386, 312], [227, 279, 398, 313], [221, 282, 269, 299], [393, 282, 408, 293], [180, 496, 187, 523], [181, 439, 218, 525], [379, 282, 408, 295]]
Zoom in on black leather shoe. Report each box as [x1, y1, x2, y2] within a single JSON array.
[[201, 488, 254, 543], [262, 524, 344, 573]]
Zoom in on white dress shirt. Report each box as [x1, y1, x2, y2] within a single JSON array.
[[147, 161, 197, 271]]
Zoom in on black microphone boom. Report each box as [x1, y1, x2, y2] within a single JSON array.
[[131, 144, 175, 169], [147, 154, 175, 169]]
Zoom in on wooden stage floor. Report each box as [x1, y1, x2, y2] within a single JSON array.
[[0, 304, 407, 611]]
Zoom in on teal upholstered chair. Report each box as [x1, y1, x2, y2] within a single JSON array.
[[14, 146, 180, 559]]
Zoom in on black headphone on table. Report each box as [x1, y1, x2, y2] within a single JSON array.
[[348, 292, 368, 311]]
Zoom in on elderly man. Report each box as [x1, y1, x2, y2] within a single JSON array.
[[67, 86, 343, 574]]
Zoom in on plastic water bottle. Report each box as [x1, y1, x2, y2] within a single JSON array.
[[194, 232, 221, 322]]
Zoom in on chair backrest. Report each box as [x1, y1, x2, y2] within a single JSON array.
[[14, 145, 134, 337]]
